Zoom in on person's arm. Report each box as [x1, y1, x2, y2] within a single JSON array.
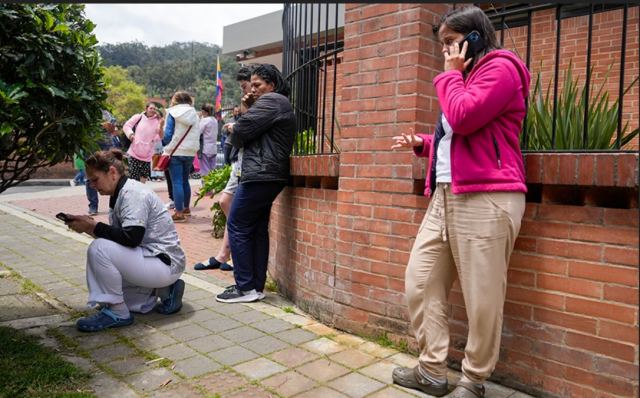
[[162, 114, 175, 147], [433, 59, 521, 135], [227, 94, 281, 148], [413, 134, 434, 158], [123, 114, 142, 139], [93, 223, 145, 247]]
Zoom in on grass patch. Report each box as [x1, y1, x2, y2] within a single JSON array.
[[264, 276, 278, 293], [0, 326, 94, 397], [282, 306, 295, 314]]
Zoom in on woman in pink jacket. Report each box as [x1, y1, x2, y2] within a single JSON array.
[[391, 6, 530, 398], [123, 103, 164, 183]]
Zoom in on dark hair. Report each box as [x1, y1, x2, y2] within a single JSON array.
[[145, 102, 156, 109], [437, 6, 500, 70], [252, 64, 290, 98], [201, 103, 214, 115], [172, 91, 193, 105], [236, 64, 258, 82], [85, 149, 125, 175]]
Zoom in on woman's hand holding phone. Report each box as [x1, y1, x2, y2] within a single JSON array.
[[444, 40, 472, 72]]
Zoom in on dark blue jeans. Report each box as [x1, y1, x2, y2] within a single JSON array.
[[228, 181, 285, 292], [168, 156, 193, 212], [85, 184, 98, 212]]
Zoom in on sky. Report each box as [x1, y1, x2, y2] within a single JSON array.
[[84, 4, 283, 47]]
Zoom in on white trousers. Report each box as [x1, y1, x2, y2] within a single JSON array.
[[86, 238, 181, 313]]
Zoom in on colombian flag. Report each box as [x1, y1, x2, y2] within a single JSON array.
[[215, 55, 223, 112]]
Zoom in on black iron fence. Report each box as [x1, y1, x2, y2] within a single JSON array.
[[480, 2, 638, 152], [282, 3, 343, 156]]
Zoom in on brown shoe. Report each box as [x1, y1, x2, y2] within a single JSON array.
[[392, 366, 448, 397], [448, 381, 485, 397], [172, 213, 187, 223], [183, 208, 191, 216]]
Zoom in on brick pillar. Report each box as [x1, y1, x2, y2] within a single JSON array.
[[334, 3, 450, 333]]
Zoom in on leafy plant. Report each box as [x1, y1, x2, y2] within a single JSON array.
[[294, 128, 317, 155], [0, 4, 108, 193], [194, 165, 231, 239], [523, 61, 639, 150], [103, 65, 146, 123]]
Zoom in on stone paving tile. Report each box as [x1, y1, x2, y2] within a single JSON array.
[[148, 382, 206, 398], [184, 308, 221, 323], [262, 370, 318, 397], [387, 352, 418, 368], [219, 325, 267, 343], [179, 301, 206, 314], [358, 342, 398, 359], [210, 302, 253, 315], [229, 309, 273, 324], [250, 317, 295, 333], [199, 316, 242, 333], [207, 345, 259, 366], [105, 356, 149, 376], [275, 327, 317, 345], [75, 333, 119, 350], [114, 323, 158, 339], [186, 333, 232, 354], [359, 361, 396, 384], [240, 334, 290, 355], [148, 314, 195, 331], [485, 382, 518, 398], [233, 357, 287, 380], [268, 346, 320, 368], [367, 386, 420, 398], [226, 385, 274, 398], [165, 322, 211, 342], [296, 358, 351, 382], [173, 353, 222, 378], [133, 331, 178, 350], [302, 321, 335, 334], [89, 371, 139, 398], [195, 369, 249, 396], [183, 288, 213, 301], [329, 348, 377, 369], [125, 366, 177, 393], [155, 343, 200, 361], [327, 372, 387, 398], [302, 337, 346, 356], [294, 386, 349, 398], [89, 343, 136, 363], [333, 333, 367, 348]]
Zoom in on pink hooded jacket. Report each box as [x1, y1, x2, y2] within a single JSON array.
[[415, 49, 531, 197]]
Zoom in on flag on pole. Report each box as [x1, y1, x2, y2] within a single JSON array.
[[214, 55, 223, 113]]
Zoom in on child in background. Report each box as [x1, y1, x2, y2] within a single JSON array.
[[70, 153, 86, 186]]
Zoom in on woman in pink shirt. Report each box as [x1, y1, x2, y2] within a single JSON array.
[[123, 103, 164, 183], [391, 6, 530, 398]]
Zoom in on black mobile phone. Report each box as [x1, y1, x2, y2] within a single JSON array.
[[459, 30, 485, 60], [55, 212, 70, 222]]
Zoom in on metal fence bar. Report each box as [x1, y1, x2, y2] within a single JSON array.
[[582, 4, 594, 149], [551, 4, 562, 148], [320, 3, 329, 154], [330, 3, 339, 153], [616, 2, 629, 149]]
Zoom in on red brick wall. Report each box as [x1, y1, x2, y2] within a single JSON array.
[[269, 4, 639, 398]]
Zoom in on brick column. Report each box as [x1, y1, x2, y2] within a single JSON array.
[[334, 3, 450, 333]]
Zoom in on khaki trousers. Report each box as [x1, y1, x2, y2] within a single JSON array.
[[405, 184, 525, 384]]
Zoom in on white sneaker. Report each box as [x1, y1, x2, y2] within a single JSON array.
[[69, 179, 77, 187], [257, 291, 266, 300], [164, 201, 175, 210], [215, 287, 260, 303]]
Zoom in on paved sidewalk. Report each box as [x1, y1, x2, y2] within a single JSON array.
[[0, 185, 532, 398]]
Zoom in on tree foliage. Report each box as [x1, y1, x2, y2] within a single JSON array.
[[98, 41, 242, 108], [103, 65, 146, 123], [0, 4, 108, 193]]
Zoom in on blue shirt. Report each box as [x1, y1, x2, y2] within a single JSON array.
[[162, 114, 175, 146]]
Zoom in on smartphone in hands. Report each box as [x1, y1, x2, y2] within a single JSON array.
[[459, 30, 485, 60]]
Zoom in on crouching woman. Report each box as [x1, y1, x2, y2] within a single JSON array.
[[66, 149, 186, 332]]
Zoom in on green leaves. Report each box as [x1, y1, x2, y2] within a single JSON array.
[[523, 61, 639, 151], [0, 4, 108, 193], [194, 165, 232, 207]]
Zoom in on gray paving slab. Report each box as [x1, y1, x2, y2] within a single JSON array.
[[173, 353, 222, 378], [207, 345, 260, 366], [155, 343, 200, 361], [240, 334, 291, 355], [327, 372, 387, 398], [251, 317, 295, 334], [133, 331, 178, 350], [186, 333, 232, 354], [195, 369, 250, 396], [268, 346, 320, 368], [274, 327, 317, 345], [165, 323, 211, 342], [262, 370, 318, 397], [199, 316, 242, 333], [220, 325, 267, 343], [106, 355, 149, 376], [233, 357, 287, 380], [90, 343, 137, 363], [229, 309, 273, 324], [125, 366, 177, 393]]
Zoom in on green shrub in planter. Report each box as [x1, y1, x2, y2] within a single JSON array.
[[523, 61, 638, 150]]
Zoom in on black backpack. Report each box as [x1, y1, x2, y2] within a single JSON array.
[[120, 113, 143, 152]]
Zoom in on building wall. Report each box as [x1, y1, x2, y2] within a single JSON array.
[[269, 3, 639, 398]]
